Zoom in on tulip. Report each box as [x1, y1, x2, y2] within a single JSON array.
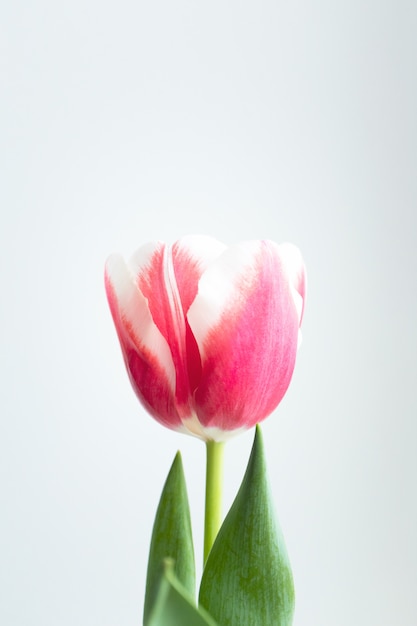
[[105, 235, 306, 443]]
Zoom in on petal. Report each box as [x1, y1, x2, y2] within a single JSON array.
[[125, 236, 226, 420], [129, 241, 178, 347], [188, 240, 302, 434], [105, 253, 184, 430], [171, 236, 227, 394], [171, 235, 227, 313], [128, 241, 194, 417], [278, 242, 307, 324]]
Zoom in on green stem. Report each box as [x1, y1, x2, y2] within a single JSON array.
[[204, 440, 225, 565]]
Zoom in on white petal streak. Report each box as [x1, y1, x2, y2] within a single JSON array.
[[187, 240, 261, 357], [105, 253, 176, 391], [181, 415, 248, 442], [163, 244, 186, 357], [128, 240, 163, 278], [174, 235, 227, 272], [277, 242, 306, 324]]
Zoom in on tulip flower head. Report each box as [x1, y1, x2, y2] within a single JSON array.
[[105, 236, 306, 442]]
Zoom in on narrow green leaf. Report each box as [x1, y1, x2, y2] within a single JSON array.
[[144, 452, 196, 625], [199, 425, 295, 626], [148, 559, 218, 626]]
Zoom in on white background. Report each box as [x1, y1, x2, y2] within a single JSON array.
[[1, 1, 416, 625]]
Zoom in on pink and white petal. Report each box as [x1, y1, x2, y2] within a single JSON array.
[[188, 240, 301, 433], [105, 253, 184, 430], [126, 236, 227, 414], [171, 235, 227, 313], [171, 236, 228, 396], [127, 242, 193, 416], [128, 241, 170, 338], [187, 240, 264, 346], [277, 242, 307, 325], [181, 415, 248, 442]]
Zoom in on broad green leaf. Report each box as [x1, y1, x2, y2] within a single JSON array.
[[144, 452, 196, 625], [199, 425, 295, 626], [148, 559, 218, 626]]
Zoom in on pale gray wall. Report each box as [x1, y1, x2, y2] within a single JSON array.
[[1, 1, 416, 624]]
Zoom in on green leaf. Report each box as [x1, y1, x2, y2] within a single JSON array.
[[199, 425, 295, 626], [144, 452, 196, 625], [148, 559, 218, 626]]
